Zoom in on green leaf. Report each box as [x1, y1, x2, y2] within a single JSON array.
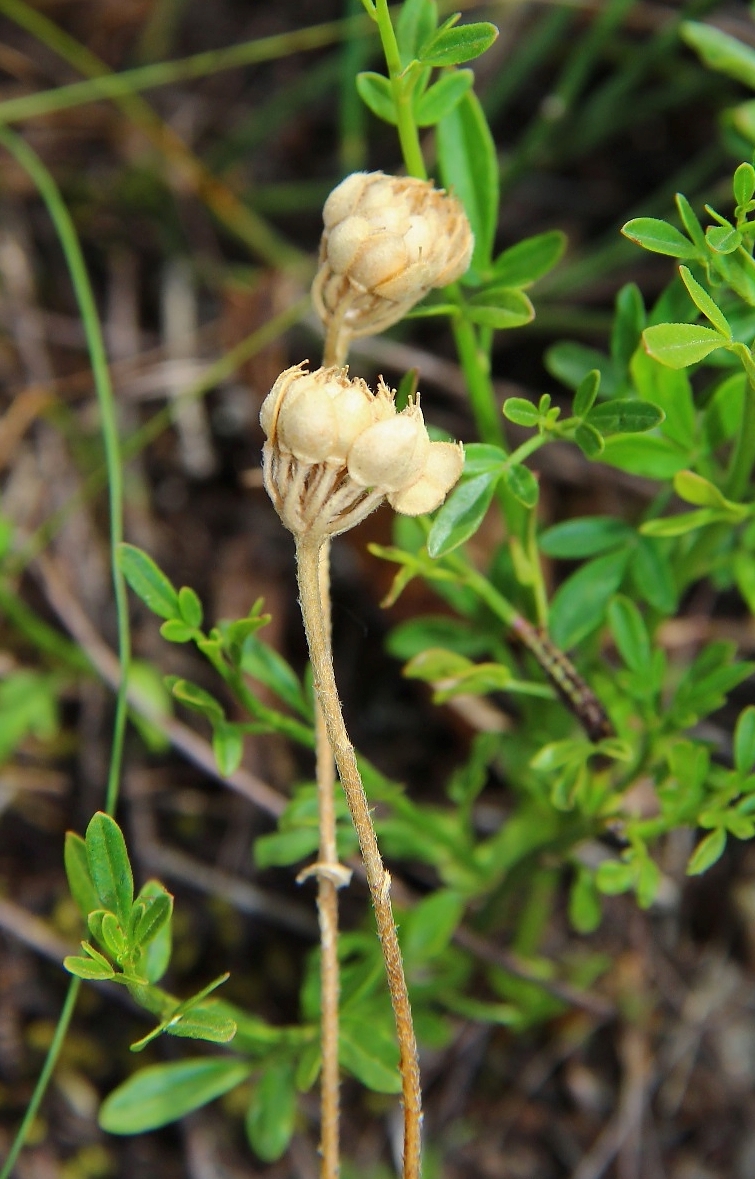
[[681, 21, 755, 89], [734, 162, 755, 208], [735, 706, 755, 776], [137, 881, 173, 984], [675, 193, 706, 253], [636, 856, 661, 910], [355, 72, 397, 124], [642, 322, 726, 369], [492, 230, 566, 288], [549, 550, 630, 649], [608, 595, 651, 673], [629, 349, 696, 449], [168, 679, 225, 723], [414, 69, 473, 126], [339, 1019, 401, 1094], [99, 1058, 252, 1134], [404, 647, 473, 683], [437, 90, 498, 270], [501, 464, 538, 509], [502, 397, 539, 427], [673, 471, 746, 518], [460, 442, 507, 478], [640, 508, 730, 538], [573, 370, 600, 417], [545, 342, 618, 396], [166, 1006, 237, 1045], [678, 267, 732, 339], [396, 0, 438, 65], [586, 399, 663, 436], [85, 813, 133, 925], [630, 538, 677, 615], [100, 912, 128, 960], [118, 544, 180, 621], [599, 435, 688, 479], [64, 831, 100, 920], [466, 286, 534, 329], [706, 224, 741, 255], [213, 724, 244, 776], [240, 637, 310, 718], [595, 859, 635, 895], [568, 869, 602, 934], [574, 422, 604, 458], [621, 217, 698, 260], [686, 827, 727, 876], [254, 827, 320, 869], [246, 1060, 297, 1162], [419, 20, 498, 66], [159, 619, 195, 643], [132, 890, 172, 949], [64, 953, 115, 981], [539, 517, 630, 559], [401, 890, 464, 962], [611, 283, 645, 371], [427, 471, 499, 557], [178, 586, 203, 629]]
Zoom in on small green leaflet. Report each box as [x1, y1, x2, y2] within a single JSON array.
[[418, 20, 498, 67], [355, 72, 397, 124], [621, 218, 698, 260], [678, 266, 732, 339], [681, 20, 755, 89], [118, 543, 180, 620], [642, 323, 726, 369], [414, 70, 473, 126], [492, 230, 566, 288], [99, 1058, 252, 1134], [427, 471, 499, 557]]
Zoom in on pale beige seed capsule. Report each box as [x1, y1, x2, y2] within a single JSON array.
[[347, 404, 430, 493], [388, 441, 464, 515], [276, 382, 339, 463], [322, 172, 370, 228]]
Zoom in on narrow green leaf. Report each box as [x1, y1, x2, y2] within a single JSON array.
[[118, 543, 180, 620], [586, 399, 663, 436], [539, 517, 630, 558], [64, 831, 100, 919], [678, 266, 732, 339], [546, 341, 618, 396], [461, 442, 507, 477], [673, 470, 731, 510], [466, 286, 534, 329], [643, 322, 725, 369], [167, 1006, 237, 1045], [254, 827, 320, 869], [178, 586, 203, 629], [85, 813, 133, 925], [396, 0, 438, 65], [621, 218, 698, 259], [573, 370, 600, 417], [100, 912, 128, 960], [133, 890, 172, 948], [437, 90, 498, 270], [599, 435, 688, 479], [735, 706, 755, 775], [501, 464, 538, 509], [574, 422, 604, 458], [213, 724, 244, 777], [595, 859, 635, 895], [549, 550, 630, 649], [734, 162, 755, 209], [246, 1060, 297, 1162], [64, 954, 115, 981], [675, 193, 707, 252], [611, 283, 645, 370], [630, 537, 677, 615], [240, 637, 310, 718], [169, 679, 225, 722], [339, 1019, 401, 1094], [686, 827, 726, 876], [681, 21, 755, 89], [355, 72, 397, 124], [608, 595, 651, 673], [640, 508, 727, 537], [492, 230, 566, 288], [568, 869, 602, 934], [419, 21, 498, 67], [99, 1058, 252, 1134], [427, 471, 499, 557], [414, 69, 473, 126], [401, 890, 464, 962], [502, 397, 539, 427], [138, 880, 173, 984]]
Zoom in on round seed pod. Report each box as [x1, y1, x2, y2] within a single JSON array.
[[388, 441, 464, 515], [276, 381, 339, 463], [347, 404, 430, 493]]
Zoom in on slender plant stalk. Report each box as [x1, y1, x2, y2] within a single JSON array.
[[373, 0, 426, 181], [0, 126, 130, 1177], [725, 376, 755, 500], [314, 541, 342, 1179], [296, 535, 422, 1179]]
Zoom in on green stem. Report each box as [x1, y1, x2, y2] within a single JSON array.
[[373, 0, 426, 179], [0, 979, 81, 1179], [451, 312, 504, 448], [0, 126, 130, 1173], [725, 375, 755, 500]]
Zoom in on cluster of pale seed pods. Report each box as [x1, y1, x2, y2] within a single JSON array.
[[261, 171, 473, 539], [260, 362, 463, 540]]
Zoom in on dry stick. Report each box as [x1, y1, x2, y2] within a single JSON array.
[[296, 534, 422, 1179]]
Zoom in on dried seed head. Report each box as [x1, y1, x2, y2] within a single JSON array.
[[312, 172, 474, 350], [388, 441, 465, 515], [260, 364, 463, 540]]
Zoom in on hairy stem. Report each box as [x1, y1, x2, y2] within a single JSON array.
[[296, 535, 422, 1179]]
